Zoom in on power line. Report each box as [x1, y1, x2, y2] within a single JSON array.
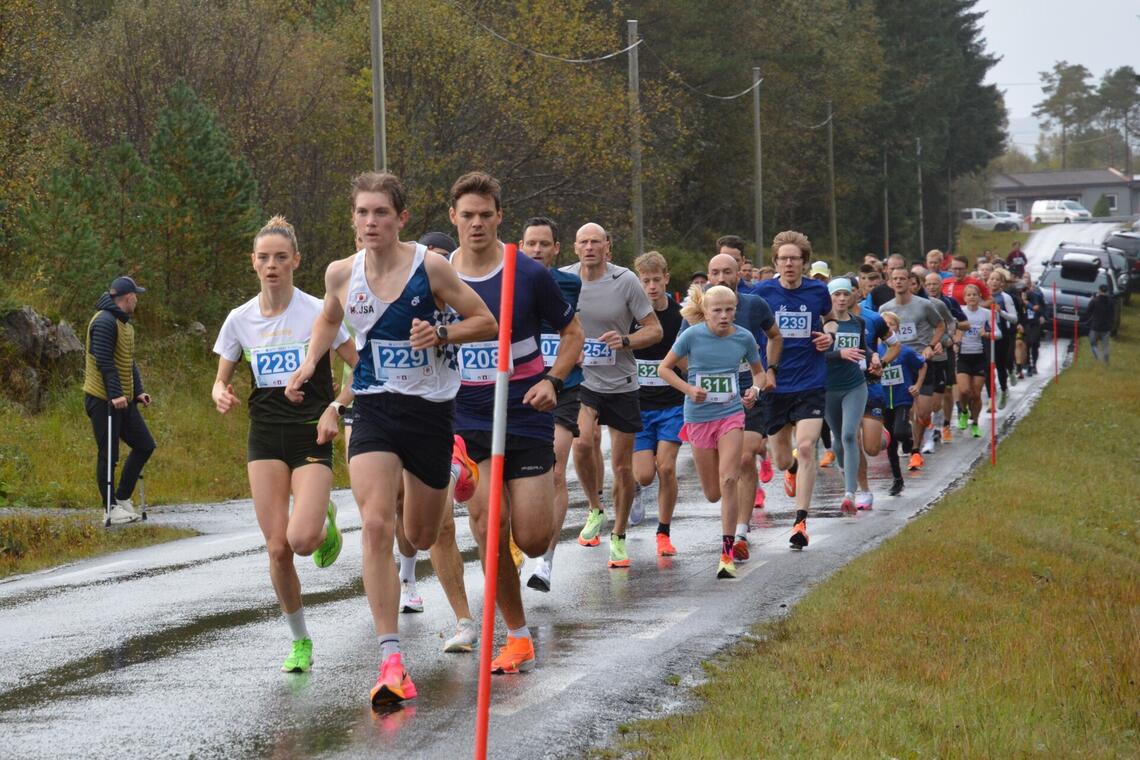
[[640, 42, 761, 100], [452, 2, 640, 64]]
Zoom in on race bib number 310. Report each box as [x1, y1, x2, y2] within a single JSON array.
[[582, 339, 616, 366], [777, 311, 811, 339], [369, 339, 432, 384], [250, 343, 306, 388], [695, 373, 739, 403]]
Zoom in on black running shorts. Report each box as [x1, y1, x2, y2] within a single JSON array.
[[957, 352, 988, 378], [459, 430, 555, 481], [348, 392, 455, 490], [579, 387, 642, 434], [247, 419, 332, 470], [758, 388, 826, 437], [554, 385, 581, 438]]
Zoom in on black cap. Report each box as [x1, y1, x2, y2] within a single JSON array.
[[418, 232, 457, 254], [109, 276, 146, 296], [689, 271, 708, 283]]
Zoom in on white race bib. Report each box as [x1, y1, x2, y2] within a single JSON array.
[[966, 326, 980, 338], [776, 311, 811, 339], [540, 333, 560, 368], [369, 339, 433, 384], [834, 332, 867, 369], [457, 340, 512, 382], [250, 342, 306, 388], [582, 339, 616, 366], [880, 364, 904, 387], [636, 359, 667, 387], [695, 372, 739, 403], [897, 321, 917, 342]]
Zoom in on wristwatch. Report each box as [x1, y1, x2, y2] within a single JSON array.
[[435, 324, 449, 344], [329, 401, 347, 417], [621, 335, 631, 348], [543, 374, 565, 394], [767, 364, 779, 376]]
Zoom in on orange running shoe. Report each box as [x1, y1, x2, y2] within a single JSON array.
[[655, 532, 676, 556], [451, 435, 478, 503], [784, 470, 797, 498], [789, 520, 809, 550], [490, 635, 535, 674], [716, 553, 737, 579], [941, 424, 953, 443], [908, 451, 924, 471], [732, 538, 750, 563], [819, 450, 836, 468], [370, 653, 418, 707]]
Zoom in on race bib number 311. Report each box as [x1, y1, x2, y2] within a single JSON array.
[[250, 343, 306, 388], [695, 373, 739, 403], [777, 311, 811, 339]]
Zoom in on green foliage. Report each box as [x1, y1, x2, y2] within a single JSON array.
[[1092, 193, 1111, 218]]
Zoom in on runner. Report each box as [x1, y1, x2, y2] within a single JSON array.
[[876, 311, 927, 495], [942, 255, 991, 306], [955, 284, 997, 437], [987, 270, 1018, 409], [924, 272, 968, 444], [519, 216, 583, 593], [754, 231, 834, 550], [1019, 273, 1045, 376], [630, 251, 686, 556], [704, 252, 780, 561], [211, 216, 356, 673], [880, 267, 945, 472], [822, 278, 872, 513], [445, 172, 582, 674], [1006, 240, 1028, 279], [658, 285, 765, 578], [564, 223, 663, 568], [850, 275, 898, 510], [286, 171, 497, 707], [918, 272, 964, 454]]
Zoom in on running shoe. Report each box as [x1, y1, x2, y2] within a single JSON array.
[[889, 477, 904, 496], [281, 638, 313, 673], [908, 452, 924, 471], [783, 470, 797, 498], [107, 504, 141, 525], [607, 535, 630, 568], [789, 520, 809, 550], [399, 582, 424, 613], [371, 653, 417, 706], [998, 390, 1008, 410], [490, 635, 535, 674], [932, 426, 942, 444], [958, 410, 969, 430], [451, 434, 479, 503], [754, 485, 766, 508], [1009, 373, 1018, 387], [655, 532, 676, 556], [508, 532, 525, 570], [526, 558, 552, 592], [759, 456, 774, 483], [881, 428, 891, 450], [921, 435, 935, 455], [840, 493, 856, 514], [970, 422, 981, 438], [819, 450, 836, 468], [717, 553, 737, 579], [313, 501, 342, 568], [942, 424, 953, 443], [855, 490, 873, 510], [629, 486, 645, 526], [443, 618, 478, 653], [732, 538, 750, 563], [578, 508, 605, 546]]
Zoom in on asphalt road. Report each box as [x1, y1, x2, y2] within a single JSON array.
[[0, 223, 1109, 759]]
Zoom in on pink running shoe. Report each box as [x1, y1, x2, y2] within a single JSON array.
[[759, 456, 774, 484], [370, 653, 418, 707], [754, 485, 766, 508], [451, 435, 478, 503]]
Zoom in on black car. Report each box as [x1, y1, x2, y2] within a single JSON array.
[[1039, 254, 1123, 336], [1047, 242, 1131, 305], [1103, 231, 1140, 292]]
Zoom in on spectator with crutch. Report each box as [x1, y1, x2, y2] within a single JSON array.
[[83, 276, 155, 524]]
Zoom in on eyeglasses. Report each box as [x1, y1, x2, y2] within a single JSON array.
[[775, 257, 802, 264]]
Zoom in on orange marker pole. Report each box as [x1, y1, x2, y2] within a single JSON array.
[[990, 304, 997, 466], [1052, 282, 1058, 383], [474, 243, 518, 760]]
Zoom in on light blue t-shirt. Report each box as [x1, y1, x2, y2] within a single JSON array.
[[669, 323, 761, 423]]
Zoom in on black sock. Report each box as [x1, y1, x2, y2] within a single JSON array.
[[789, 458, 799, 475], [657, 522, 670, 537], [616, 533, 626, 541], [722, 535, 734, 555], [795, 509, 808, 524]]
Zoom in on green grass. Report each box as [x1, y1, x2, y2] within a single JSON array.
[[0, 511, 196, 578], [956, 225, 1033, 265], [0, 330, 350, 510], [621, 314, 1140, 757]]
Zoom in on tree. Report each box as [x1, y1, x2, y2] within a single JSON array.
[[1034, 62, 1096, 169], [1097, 66, 1139, 173]]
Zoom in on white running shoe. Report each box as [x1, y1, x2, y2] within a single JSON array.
[[855, 491, 874, 510], [629, 485, 645, 526], [399, 582, 424, 613], [526, 558, 552, 593], [921, 429, 935, 454], [107, 504, 141, 525], [442, 617, 477, 653]]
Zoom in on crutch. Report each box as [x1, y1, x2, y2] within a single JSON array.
[[104, 401, 113, 528]]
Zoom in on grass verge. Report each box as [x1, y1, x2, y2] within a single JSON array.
[[956, 225, 1034, 263], [0, 511, 196, 579], [620, 313, 1139, 757]]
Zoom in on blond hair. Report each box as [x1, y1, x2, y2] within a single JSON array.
[[681, 284, 736, 324], [879, 310, 899, 329], [634, 250, 668, 274], [771, 230, 811, 263], [255, 215, 298, 252]]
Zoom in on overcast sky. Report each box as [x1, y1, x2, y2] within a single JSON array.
[[974, 0, 1140, 149]]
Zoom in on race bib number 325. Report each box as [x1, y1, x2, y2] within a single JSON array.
[[250, 343, 306, 388]]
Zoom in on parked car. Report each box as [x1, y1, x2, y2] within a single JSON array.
[[1030, 199, 1092, 224], [1102, 231, 1140, 290], [1046, 242, 1131, 304], [1039, 254, 1122, 336], [960, 207, 1019, 231], [992, 211, 1025, 228]]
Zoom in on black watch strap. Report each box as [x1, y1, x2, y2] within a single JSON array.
[[543, 374, 565, 394]]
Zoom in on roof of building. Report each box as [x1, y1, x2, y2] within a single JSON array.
[[992, 168, 1132, 191]]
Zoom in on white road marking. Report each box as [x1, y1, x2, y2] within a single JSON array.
[[202, 532, 262, 546], [491, 671, 587, 716], [49, 560, 134, 583], [731, 559, 768, 580], [632, 606, 698, 640]]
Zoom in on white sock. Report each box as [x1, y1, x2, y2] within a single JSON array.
[[285, 607, 309, 641], [735, 522, 749, 540], [378, 634, 400, 660], [508, 625, 531, 640], [932, 410, 944, 426], [398, 551, 417, 584], [542, 546, 556, 564]]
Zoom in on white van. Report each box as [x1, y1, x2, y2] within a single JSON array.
[[1030, 199, 1092, 224]]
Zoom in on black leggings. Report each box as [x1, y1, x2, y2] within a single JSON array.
[[85, 394, 156, 506], [882, 406, 913, 480], [993, 334, 1011, 392]]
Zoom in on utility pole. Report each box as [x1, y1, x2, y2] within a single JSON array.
[[827, 100, 838, 270], [882, 149, 890, 259], [916, 137, 925, 259], [753, 67, 763, 262], [369, 0, 387, 171], [947, 162, 953, 251], [627, 20, 644, 256]]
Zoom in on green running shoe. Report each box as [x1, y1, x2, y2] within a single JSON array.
[[281, 638, 313, 673], [607, 534, 630, 568], [957, 410, 969, 430], [313, 501, 342, 568], [578, 508, 605, 547], [970, 422, 981, 438]]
